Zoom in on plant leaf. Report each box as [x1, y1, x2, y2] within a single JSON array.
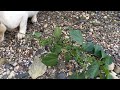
[[82, 42, 94, 53], [42, 53, 58, 66], [69, 72, 85, 79], [106, 73, 113, 79], [69, 29, 83, 45], [40, 38, 52, 46], [101, 50, 107, 59], [65, 52, 72, 62], [34, 32, 41, 38], [86, 61, 99, 78], [94, 44, 102, 58], [52, 44, 62, 54], [101, 64, 109, 74], [53, 27, 62, 38], [102, 55, 113, 65]]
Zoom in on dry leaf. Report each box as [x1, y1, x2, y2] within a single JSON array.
[[28, 56, 47, 79]]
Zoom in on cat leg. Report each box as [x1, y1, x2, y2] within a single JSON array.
[[17, 15, 28, 39]]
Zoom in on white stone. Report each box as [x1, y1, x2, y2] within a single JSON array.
[[108, 62, 115, 71], [13, 62, 17, 66], [6, 70, 10, 75], [8, 71, 15, 79], [110, 71, 119, 79], [14, 65, 19, 72], [114, 65, 120, 74], [103, 16, 107, 19]]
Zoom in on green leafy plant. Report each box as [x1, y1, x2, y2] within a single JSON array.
[[34, 32, 41, 38], [33, 27, 113, 79]]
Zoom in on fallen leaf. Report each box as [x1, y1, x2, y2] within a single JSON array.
[[28, 56, 47, 79]]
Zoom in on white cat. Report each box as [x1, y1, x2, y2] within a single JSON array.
[[0, 11, 39, 42]]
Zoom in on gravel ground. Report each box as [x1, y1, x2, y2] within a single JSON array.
[[0, 11, 119, 79]]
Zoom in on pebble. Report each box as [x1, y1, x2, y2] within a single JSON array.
[[15, 72, 29, 79], [96, 77, 100, 79], [14, 65, 20, 72], [4, 63, 13, 69], [114, 65, 120, 74], [86, 36, 93, 42], [44, 24, 48, 28], [6, 69, 10, 75], [57, 72, 67, 79], [2, 75, 8, 79], [108, 62, 115, 71], [90, 28, 93, 32], [0, 75, 2, 78], [110, 71, 119, 79], [68, 72, 73, 76], [13, 62, 18, 66], [103, 16, 107, 19], [8, 71, 15, 79], [2, 72, 7, 76], [85, 14, 90, 20]]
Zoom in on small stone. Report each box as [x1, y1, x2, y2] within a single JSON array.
[[14, 65, 20, 72], [118, 52, 120, 57], [85, 15, 89, 20], [0, 58, 7, 66], [2, 72, 7, 76], [48, 66, 51, 69], [44, 24, 48, 28], [8, 71, 15, 79], [6, 69, 10, 75], [111, 71, 117, 76], [108, 62, 115, 71], [0, 70, 4, 75], [9, 61, 15, 65], [2, 75, 8, 79], [15, 72, 29, 79], [110, 71, 119, 79], [65, 36, 69, 39], [114, 65, 120, 74], [57, 72, 67, 79], [5, 63, 13, 69], [68, 72, 73, 76], [90, 28, 93, 32], [79, 69, 83, 73], [86, 36, 93, 42], [103, 16, 107, 19], [13, 62, 17, 66], [96, 77, 100, 79], [0, 75, 2, 78]]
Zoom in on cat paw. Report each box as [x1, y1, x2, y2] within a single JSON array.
[[17, 33, 25, 39]]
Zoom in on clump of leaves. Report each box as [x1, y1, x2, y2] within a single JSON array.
[[33, 27, 113, 79]]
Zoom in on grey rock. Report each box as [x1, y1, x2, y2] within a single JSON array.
[[4, 63, 14, 70], [86, 36, 93, 42], [15, 72, 29, 79], [57, 72, 67, 79], [2, 75, 8, 79]]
